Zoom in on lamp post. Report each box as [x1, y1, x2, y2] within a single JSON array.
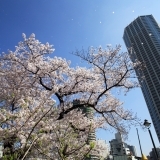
[[136, 128, 143, 157], [143, 119, 159, 160]]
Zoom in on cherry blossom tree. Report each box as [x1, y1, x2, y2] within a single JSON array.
[[0, 34, 142, 159]]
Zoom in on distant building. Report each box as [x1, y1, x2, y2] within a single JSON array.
[[128, 145, 137, 156], [97, 139, 109, 159], [0, 144, 3, 158], [110, 132, 131, 156], [109, 132, 138, 160], [149, 148, 160, 160], [123, 15, 160, 142]]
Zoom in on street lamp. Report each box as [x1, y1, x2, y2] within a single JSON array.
[[136, 128, 148, 160], [143, 119, 159, 160], [136, 128, 143, 157]]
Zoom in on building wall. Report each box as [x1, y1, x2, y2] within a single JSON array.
[[97, 139, 109, 159], [110, 139, 127, 156], [115, 133, 123, 143], [110, 132, 131, 156], [149, 148, 160, 160], [128, 145, 137, 156], [123, 15, 160, 142], [0, 145, 3, 158]]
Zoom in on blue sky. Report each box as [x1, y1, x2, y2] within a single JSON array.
[[0, 0, 160, 156]]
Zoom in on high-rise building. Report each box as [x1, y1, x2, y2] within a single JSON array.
[[73, 100, 99, 160], [123, 15, 160, 142], [109, 132, 138, 160], [110, 132, 131, 156]]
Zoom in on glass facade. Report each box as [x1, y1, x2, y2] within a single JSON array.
[[123, 15, 160, 142]]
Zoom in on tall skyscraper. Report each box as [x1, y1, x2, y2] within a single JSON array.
[[123, 15, 160, 142]]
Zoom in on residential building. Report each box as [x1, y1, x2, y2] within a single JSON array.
[[123, 15, 160, 142]]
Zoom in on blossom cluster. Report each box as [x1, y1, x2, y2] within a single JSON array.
[[0, 34, 142, 159]]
